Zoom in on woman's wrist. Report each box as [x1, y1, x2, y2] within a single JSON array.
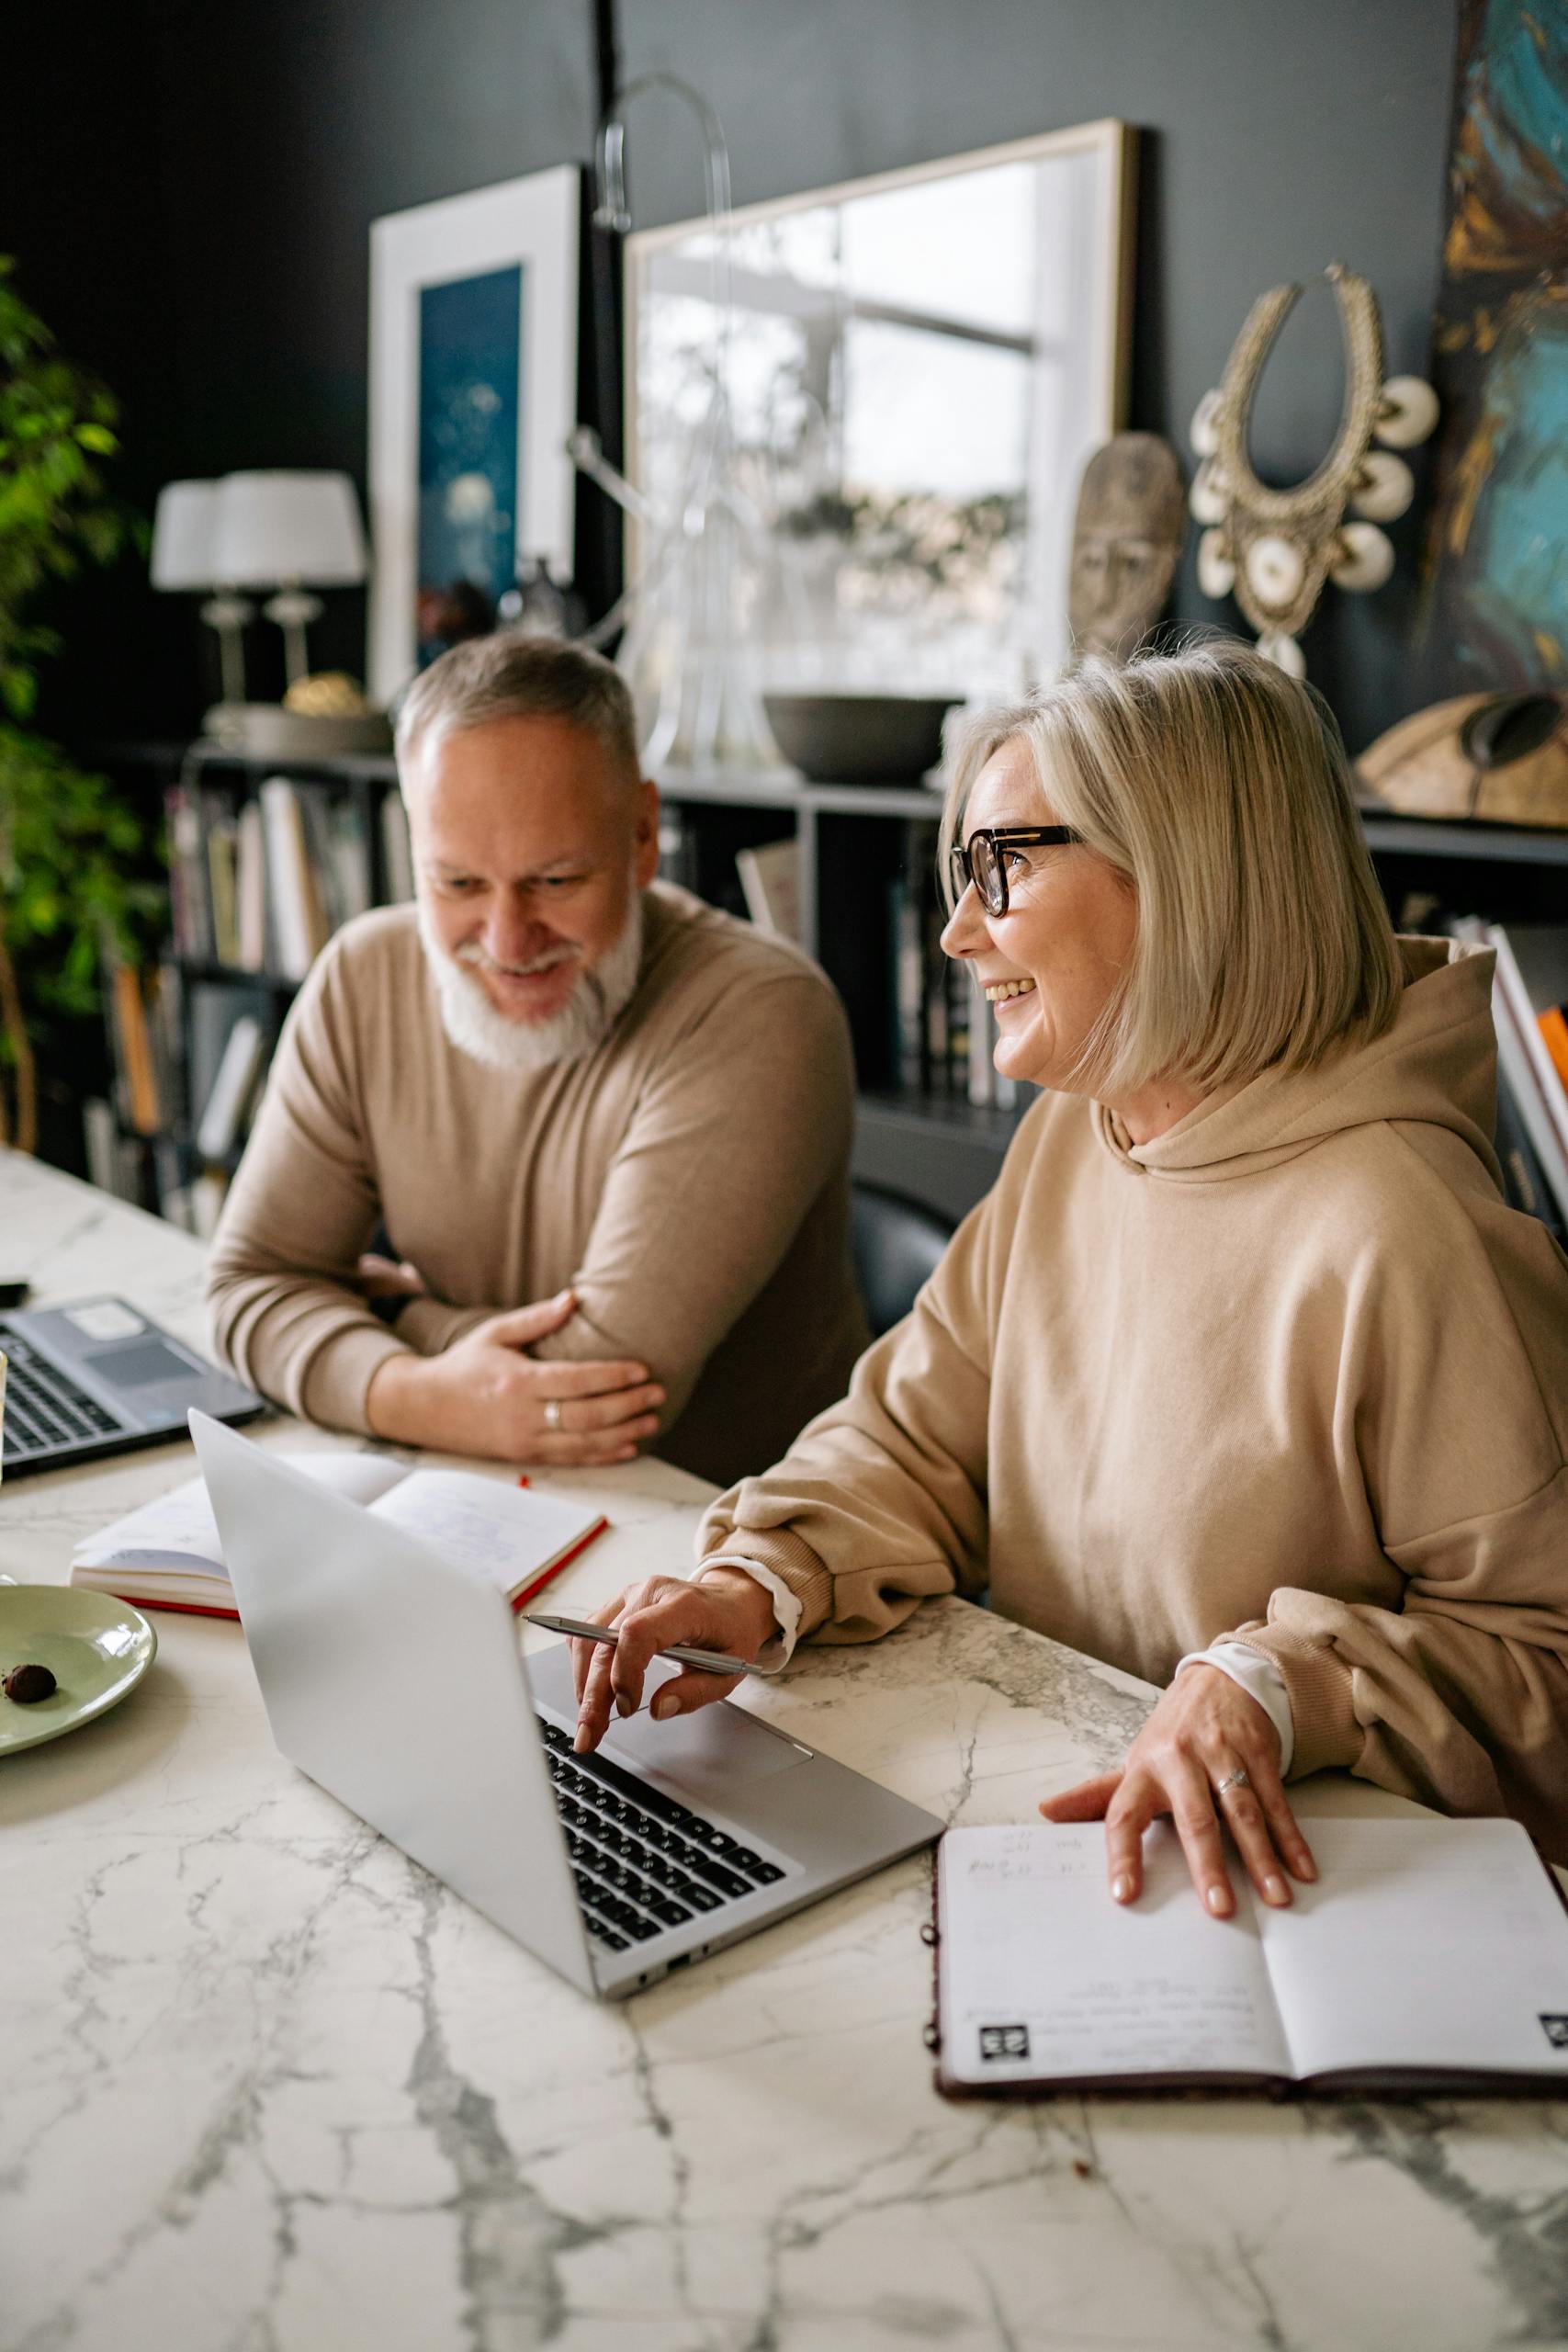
[[1177, 1643, 1294, 1774], [693, 1563, 784, 1647]]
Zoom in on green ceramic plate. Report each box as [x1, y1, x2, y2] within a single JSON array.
[[0, 1585, 157, 1757]]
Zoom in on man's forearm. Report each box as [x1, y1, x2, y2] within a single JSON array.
[[389, 1295, 495, 1354], [364, 1350, 441, 1447], [207, 1260, 409, 1433]]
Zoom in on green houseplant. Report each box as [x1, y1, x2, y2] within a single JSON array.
[[0, 256, 160, 1153]]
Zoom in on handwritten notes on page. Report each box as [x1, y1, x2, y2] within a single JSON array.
[[938, 1816, 1568, 2095], [937, 1823, 1292, 2089], [75, 1451, 408, 1576], [366, 1470, 601, 1600], [73, 1450, 599, 1614]]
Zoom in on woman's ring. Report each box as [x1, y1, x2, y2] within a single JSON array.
[[1214, 1768, 1250, 1794], [543, 1397, 563, 1432]]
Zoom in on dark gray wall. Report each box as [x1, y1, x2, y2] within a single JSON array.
[[7, 0, 1459, 749]]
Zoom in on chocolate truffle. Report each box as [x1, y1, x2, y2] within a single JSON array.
[[3, 1663, 57, 1703]]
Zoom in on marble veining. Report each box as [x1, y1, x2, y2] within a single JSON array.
[[4, 1150, 1568, 2351]]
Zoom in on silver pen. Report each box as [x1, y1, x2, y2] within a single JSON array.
[[525, 1610, 779, 1679]]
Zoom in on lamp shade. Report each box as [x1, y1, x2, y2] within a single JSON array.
[[210, 470, 368, 587], [150, 479, 219, 589]]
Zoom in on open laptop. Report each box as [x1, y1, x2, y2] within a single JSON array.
[[189, 1412, 942, 1999], [0, 1298, 264, 1476]]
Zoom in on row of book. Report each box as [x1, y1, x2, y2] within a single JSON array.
[[666, 810, 1021, 1114], [165, 772, 413, 978], [100, 943, 185, 1140], [887, 856, 1020, 1112], [84, 1102, 230, 1239], [92, 771, 417, 1228], [89, 953, 284, 1232], [1450, 916, 1568, 1236]]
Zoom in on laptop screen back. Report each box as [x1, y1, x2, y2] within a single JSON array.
[[189, 1412, 598, 1996]]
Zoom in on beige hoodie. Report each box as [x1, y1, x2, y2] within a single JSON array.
[[701, 939, 1568, 1856]]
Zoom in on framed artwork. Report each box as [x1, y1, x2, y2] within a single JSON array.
[[368, 164, 580, 705], [624, 123, 1134, 701], [1420, 0, 1568, 691]]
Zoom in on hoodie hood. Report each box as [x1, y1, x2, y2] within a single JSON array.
[[1093, 936, 1499, 1184]]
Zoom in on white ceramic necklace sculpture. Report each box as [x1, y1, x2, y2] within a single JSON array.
[[1188, 262, 1438, 677]]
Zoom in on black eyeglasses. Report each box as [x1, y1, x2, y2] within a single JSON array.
[[947, 825, 1081, 917]]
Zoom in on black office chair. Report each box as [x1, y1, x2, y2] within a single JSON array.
[[851, 1182, 955, 1339]]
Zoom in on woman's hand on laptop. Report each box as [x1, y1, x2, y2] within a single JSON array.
[[366, 1289, 665, 1466], [570, 1568, 779, 1753]]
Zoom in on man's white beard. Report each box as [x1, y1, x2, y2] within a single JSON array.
[[418, 892, 646, 1073]]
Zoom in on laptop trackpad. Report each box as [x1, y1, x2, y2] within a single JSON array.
[[603, 1661, 810, 1798]]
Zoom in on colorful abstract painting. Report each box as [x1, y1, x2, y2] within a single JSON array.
[[416, 265, 524, 663], [1422, 0, 1568, 689]]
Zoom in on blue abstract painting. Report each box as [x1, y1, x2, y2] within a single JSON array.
[[1422, 0, 1568, 689], [416, 264, 525, 660]]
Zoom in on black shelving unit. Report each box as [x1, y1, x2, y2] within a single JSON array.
[[1359, 805, 1568, 869], [1357, 801, 1568, 931], [105, 740, 1015, 1222], [97, 743, 1568, 1228], [655, 767, 1015, 1207]]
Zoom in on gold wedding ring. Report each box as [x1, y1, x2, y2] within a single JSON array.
[[543, 1397, 563, 1432]]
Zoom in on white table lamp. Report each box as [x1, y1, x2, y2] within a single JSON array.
[[150, 478, 253, 709], [210, 470, 368, 687], [149, 479, 217, 588]]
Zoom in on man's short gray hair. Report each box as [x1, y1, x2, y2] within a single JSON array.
[[395, 633, 640, 778]]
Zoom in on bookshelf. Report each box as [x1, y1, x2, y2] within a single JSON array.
[[1359, 808, 1568, 873], [654, 768, 1024, 1220], [95, 741, 1027, 1229], [1357, 802, 1568, 1236], [86, 741, 411, 1226], [91, 744, 1568, 1231]]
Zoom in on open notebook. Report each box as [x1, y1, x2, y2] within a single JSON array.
[[934, 1817, 1568, 2098], [71, 1449, 606, 1619]]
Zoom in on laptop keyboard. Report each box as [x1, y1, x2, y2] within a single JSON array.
[[1, 1340, 120, 1462], [538, 1720, 786, 1954]]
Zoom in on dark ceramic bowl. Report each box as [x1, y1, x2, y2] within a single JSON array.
[[762, 693, 960, 785]]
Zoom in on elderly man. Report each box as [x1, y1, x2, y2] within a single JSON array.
[[205, 635, 868, 1486]]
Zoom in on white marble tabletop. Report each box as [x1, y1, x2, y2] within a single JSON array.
[[4, 1147, 1568, 2352]]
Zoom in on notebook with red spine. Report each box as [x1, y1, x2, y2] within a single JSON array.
[[72, 1451, 608, 1621]]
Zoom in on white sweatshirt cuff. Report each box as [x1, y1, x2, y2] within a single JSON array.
[[1176, 1641, 1295, 1775], [696, 1553, 802, 1668]]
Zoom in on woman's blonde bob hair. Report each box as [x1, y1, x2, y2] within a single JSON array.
[[940, 636, 1404, 1098]]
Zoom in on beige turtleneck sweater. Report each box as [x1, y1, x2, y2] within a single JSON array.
[[700, 939, 1568, 1857], [206, 884, 869, 1486]]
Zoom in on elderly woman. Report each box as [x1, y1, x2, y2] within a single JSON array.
[[571, 640, 1568, 1916]]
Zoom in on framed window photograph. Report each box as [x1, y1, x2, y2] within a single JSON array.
[[625, 123, 1134, 702], [368, 164, 580, 705]]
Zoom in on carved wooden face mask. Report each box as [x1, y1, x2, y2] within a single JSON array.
[[1068, 435, 1187, 660], [1188, 263, 1438, 676]]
